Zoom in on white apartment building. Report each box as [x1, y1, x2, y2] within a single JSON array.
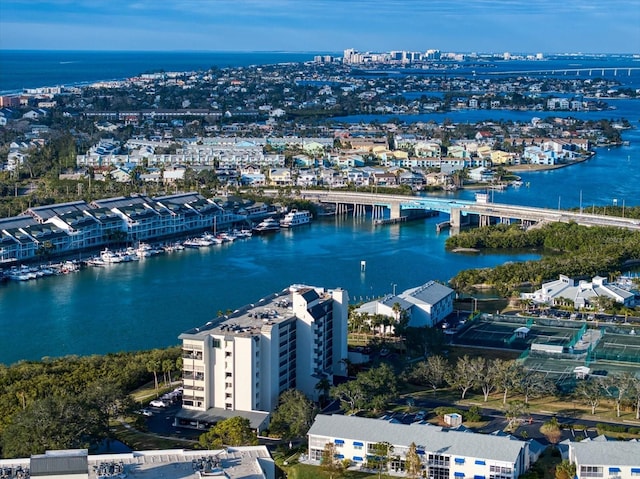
[[178, 285, 348, 428], [568, 439, 640, 479], [307, 414, 531, 478]]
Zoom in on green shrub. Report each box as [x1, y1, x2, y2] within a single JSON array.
[[596, 423, 626, 433], [434, 406, 463, 417], [466, 405, 482, 422]]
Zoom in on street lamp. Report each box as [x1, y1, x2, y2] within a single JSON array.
[[391, 283, 397, 295]]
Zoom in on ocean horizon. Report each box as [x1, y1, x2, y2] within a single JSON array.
[[0, 50, 337, 94], [2, 50, 639, 95]]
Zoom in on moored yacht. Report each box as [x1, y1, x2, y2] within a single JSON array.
[[280, 209, 312, 228], [252, 218, 281, 235], [100, 249, 123, 264]]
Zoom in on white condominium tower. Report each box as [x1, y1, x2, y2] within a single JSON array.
[[179, 285, 348, 415]]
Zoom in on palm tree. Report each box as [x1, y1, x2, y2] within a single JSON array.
[[315, 377, 331, 406]]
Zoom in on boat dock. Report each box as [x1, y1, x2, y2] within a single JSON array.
[[436, 221, 451, 232], [374, 216, 408, 226]]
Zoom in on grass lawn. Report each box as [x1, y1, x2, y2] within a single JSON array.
[[283, 463, 394, 479]]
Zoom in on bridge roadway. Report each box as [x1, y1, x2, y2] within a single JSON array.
[[300, 190, 640, 231]]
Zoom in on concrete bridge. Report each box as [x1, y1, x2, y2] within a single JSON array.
[[485, 67, 640, 77], [300, 190, 640, 231]]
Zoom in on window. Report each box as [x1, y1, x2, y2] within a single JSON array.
[[631, 469, 640, 477], [580, 467, 603, 478], [225, 372, 232, 378], [455, 458, 465, 464], [213, 338, 221, 348]]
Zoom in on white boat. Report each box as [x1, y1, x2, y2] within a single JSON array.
[[137, 243, 154, 257], [7, 265, 33, 281], [252, 218, 281, 235], [280, 209, 312, 228], [87, 257, 106, 267], [202, 232, 223, 245], [163, 242, 185, 252], [59, 261, 80, 273], [217, 232, 236, 243], [236, 229, 253, 238], [137, 242, 163, 257], [100, 249, 123, 264]]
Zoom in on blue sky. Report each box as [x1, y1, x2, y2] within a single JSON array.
[[1, 0, 639, 53]]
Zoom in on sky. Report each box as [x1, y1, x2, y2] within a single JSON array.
[[0, 0, 639, 54]]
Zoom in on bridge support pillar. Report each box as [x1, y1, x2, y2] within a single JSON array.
[[389, 203, 401, 219], [449, 208, 461, 228]]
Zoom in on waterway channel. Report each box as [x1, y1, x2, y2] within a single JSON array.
[[1, 128, 639, 366]]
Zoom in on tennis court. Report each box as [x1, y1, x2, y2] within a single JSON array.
[[452, 315, 640, 382], [589, 331, 640, 364], [453, 316, 582, 351]]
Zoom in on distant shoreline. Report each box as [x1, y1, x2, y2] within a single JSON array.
[[505, 153, 594, 173]]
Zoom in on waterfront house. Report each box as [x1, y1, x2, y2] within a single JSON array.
[[155, 193, 216, 234], [372, 172, 398, 186], [355, 280, 455, 328], [468, 167, 494, 183], [85, 207, 125, 243], [524, 146, 557, 165], [268, 168, 293, 186], [398, 170, 425, 189], [0, 217, 39, 262], [491, 150, 518, 166], [1, 222, 29, 264], [296, 170, 318, 187], [241, 172, 267, 186], [307, 414, 531, 477], [46, 209, 103, 251]]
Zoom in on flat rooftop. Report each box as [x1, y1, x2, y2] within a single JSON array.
[[180, 285, 329, 340], [0, 447, 274, 479]]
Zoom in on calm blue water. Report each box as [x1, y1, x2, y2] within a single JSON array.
[[0, 217, 540, 365], [0, 50, 331, 93]]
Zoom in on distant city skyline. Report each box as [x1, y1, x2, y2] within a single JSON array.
[[0, 0, 639, 54]]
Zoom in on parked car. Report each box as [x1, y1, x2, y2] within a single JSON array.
[[149, 399, 168, 408], [139, 408, 154, 416]]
